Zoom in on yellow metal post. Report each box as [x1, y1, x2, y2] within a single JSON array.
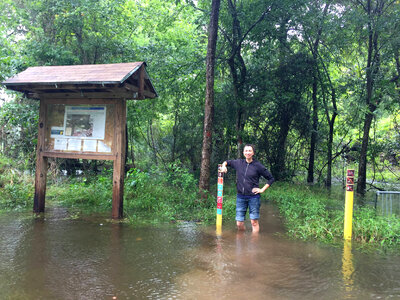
[[342, 241, 354, 292], [216, 164, 224, 235], [344, 169, 355, 240]]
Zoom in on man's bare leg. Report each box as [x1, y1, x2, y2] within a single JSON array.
[[250, 219, 259, 233], [236, 221, 246, 231]]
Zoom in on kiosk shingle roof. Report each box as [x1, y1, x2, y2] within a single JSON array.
[[2, 62, 157, 100]]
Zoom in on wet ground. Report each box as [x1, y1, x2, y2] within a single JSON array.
[[0, 204, 399, 299]]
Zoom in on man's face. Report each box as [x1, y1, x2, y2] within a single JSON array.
[[243, 146, 254, 160]]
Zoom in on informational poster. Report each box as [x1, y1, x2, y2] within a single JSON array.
[[47, 104, 113, 153], [64, 106, 106, 139]]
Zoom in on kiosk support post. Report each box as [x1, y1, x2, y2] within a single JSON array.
[[112, 100, 127, 219], [33, 99, 48, 213]]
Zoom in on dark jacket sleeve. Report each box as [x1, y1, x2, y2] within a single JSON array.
[[259, 164, 274, 186], [226, 159, 238, 169]]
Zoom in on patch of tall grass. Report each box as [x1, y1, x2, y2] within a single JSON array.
[[268, 182, 400, 248], [0, 156, 33, 211], [45, 164, 236, 224], [123, 165, 236, 223], [47, 174, 113, 211]]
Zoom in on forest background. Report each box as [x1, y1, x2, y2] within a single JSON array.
[[0, 0, 399, 245]]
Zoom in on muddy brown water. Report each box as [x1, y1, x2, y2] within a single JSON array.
[[0, 204, 399, 300]]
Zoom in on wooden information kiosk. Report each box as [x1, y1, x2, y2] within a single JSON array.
[[2, 62, 157, 218]]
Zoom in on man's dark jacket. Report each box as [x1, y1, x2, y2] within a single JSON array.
[[226, 159, 274, 196]]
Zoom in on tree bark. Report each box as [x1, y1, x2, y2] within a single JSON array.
[[326, 88, 337, 188], [224, 0, 269, 157], [271, 107, 291, 180], [199, 0, 221, 198], [226, 0, 246, 158], [357, 0, 381, 195], [306, 1, 330, 184], [307, 76, 318, 183], [172, 107, 179, 162], [357, 108, 375, 195], [148, 119, 158, 166], [318, 54, 338, 188]]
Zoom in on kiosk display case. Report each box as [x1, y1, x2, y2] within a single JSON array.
[[2, 62, 157, 218]]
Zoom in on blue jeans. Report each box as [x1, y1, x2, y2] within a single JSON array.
[[236, 194, 261, 221]]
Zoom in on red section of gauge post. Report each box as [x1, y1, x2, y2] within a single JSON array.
[[346, 169, 355, 191]]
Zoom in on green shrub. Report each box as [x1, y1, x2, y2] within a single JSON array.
[[124, 167, 214, 223], [0, 154, 33, 210], [48, 175, 112, 210], [0, 182, 33, 210], [353, 207, 400, 246], [45, 166, 222, 223], [0, 157, 33, 210]]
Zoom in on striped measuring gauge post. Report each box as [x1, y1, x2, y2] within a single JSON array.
[[216, 164, 224, 235], [344, 169, 355, 240]]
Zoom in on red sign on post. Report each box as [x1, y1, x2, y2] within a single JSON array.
[[346, 169, 355, 191]]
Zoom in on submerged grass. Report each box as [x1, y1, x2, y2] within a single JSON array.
[[122, 167, 236, 224], [1, 159, 398, 250], [268, 182, 400, 250], [46, 166, 237, 224]]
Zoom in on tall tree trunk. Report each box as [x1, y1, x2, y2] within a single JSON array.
[[130, 141, 135, 169], [357, 0, 381, 195], [148, 119, 158, 166], [227, 52, 245, 158], [226, 18, 246, 159], [236, 107, 244, 158], [306, 1, 330, 184], [307, 75, 318, 183], [326, 88, 337, 188], [127, 124, 135, 168], [199, 0, 221, 198], [271, 108, 291, 180], [226, 0, 268, 157], [357, 108, 375, 194], [172, 107, 179, 162]]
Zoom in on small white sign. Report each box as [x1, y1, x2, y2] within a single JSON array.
[[83, 139, 97, 152], [54, 138, 67, 150], [68, 139, 82, 151]]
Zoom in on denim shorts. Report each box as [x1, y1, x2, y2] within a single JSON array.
[[236, 194, 261, 221]]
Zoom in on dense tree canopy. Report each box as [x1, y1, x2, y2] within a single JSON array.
[[0, 0, 399, 196]]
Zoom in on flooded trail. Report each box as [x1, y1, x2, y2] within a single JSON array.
[[0, 204, 399, 299]]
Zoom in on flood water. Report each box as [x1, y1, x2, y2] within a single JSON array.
[[0, 204, 399, 300]]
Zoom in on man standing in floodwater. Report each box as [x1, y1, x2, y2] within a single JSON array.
[[220, 144, 274, 233]]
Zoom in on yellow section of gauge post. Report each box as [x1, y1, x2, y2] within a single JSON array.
[[344, 170, 355, 240]]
